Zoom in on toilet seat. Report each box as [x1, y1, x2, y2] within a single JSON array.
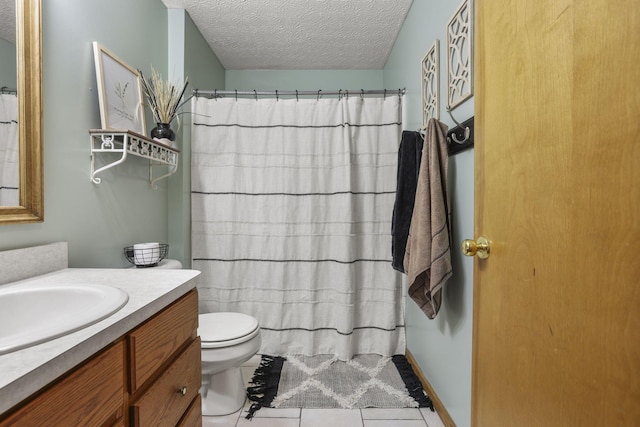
[[199, 312, 260, 349]]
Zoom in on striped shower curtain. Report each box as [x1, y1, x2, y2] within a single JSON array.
[[0, 94, 19, 206], [191, 94, 405, 360]]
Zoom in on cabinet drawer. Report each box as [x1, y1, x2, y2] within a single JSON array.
[[0, 340, 125, 427], [178, 394, 202, 427], [128, 290, 198, 392], [131, 338, 201, 427]]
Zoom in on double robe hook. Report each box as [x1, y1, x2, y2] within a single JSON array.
[[446, 107, 471, 144]]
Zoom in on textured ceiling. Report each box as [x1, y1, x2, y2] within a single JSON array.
[[160, 0, 413, 70], [0, 0, 15, 44]]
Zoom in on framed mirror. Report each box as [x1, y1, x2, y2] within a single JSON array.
[[0, 0, 43, 224]]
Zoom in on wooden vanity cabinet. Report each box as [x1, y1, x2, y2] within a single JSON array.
[[0, 289, 201, 427]]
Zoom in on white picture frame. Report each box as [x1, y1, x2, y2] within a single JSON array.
[[92, 42, 146, 135], [446, 0, 473, 110], [421, 39, 440, 126]]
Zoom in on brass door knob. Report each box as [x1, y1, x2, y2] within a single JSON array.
[[462, 236, 490, 259]]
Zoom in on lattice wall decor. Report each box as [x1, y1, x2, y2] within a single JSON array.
[[447, 0, 473, 109], [421, 40, 440, 126]]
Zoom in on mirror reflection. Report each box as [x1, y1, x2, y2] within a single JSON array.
[[0, 0, 18, 207]]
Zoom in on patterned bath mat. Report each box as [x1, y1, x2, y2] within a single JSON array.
[[246, 354, 433, 419]]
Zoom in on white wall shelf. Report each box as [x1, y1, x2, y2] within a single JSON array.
[[89, 129, 179, 189]]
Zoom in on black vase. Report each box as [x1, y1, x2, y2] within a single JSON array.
[[150, 123, 175, 141]]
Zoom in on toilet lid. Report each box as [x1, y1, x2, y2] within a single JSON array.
[[199, 312, 260, 349]]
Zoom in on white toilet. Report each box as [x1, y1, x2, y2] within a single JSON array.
[[198, 312, 261, 416], [142, 259, 261, 416]]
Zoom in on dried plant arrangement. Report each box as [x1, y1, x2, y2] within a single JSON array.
[[138, 67, 189, 126]]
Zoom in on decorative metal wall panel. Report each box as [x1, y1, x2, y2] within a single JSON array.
[[447, 0, 473, 109], [422, 40, 440, 126]]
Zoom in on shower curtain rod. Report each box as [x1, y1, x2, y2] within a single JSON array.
[[0, 87, 17, 94], [192, 88, 406, 99]]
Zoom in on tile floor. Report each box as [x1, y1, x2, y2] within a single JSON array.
[[201, 359, 446, 427]]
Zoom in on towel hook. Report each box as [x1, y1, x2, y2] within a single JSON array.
[[446, 107, 470, 144]]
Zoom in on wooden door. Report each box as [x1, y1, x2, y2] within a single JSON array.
[[472, 1, 640, 426]]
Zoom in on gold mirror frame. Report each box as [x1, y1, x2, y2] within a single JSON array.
[[0, 0, 43, 224]]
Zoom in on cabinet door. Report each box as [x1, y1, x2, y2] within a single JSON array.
[[128, 290, 198, 392], [0, 341, 125, 427], [131, 338, 201, 427]]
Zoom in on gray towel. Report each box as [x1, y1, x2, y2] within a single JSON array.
[[404, 118, 452, 319], [391, 131, 424, 273]]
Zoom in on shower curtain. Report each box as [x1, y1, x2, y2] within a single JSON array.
[[191, 95, 405, 360], [0, 94, 19, 206]]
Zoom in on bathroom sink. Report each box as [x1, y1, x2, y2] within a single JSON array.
[[0, 283, 129, 354]]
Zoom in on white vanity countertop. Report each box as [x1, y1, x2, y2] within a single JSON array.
[[0, 267, 201, 415]]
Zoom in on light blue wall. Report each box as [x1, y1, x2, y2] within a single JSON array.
[[167, 10, 225, 268], [225, 69, 383, 91], [0, 0, 210, 269], [0, 0, 168, 266], [384, 1, 474, 426]]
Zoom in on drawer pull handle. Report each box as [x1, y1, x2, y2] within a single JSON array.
[[178, 386, 187, 397]]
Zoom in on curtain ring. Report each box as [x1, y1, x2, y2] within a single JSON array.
[[296, 90, 299, 101], [276, 90, 279, 101], [254, 89, 258, 101], [398, 89, 402, 99], [213, 89, 217, 100], [338, 89, 342, 99], [235, 90, 238, 101], [345, 90, 349, 99], [384, 89, 387, 100], [317, 90, 322, 101], [360, 89, 365, 100]]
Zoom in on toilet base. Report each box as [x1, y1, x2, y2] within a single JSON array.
[[201, 366, 246, 416]]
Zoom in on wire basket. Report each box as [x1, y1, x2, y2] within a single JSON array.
[[124, 243, 169, 268]]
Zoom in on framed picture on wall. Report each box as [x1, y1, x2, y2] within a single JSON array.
[[92, 42, 146, 134]]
